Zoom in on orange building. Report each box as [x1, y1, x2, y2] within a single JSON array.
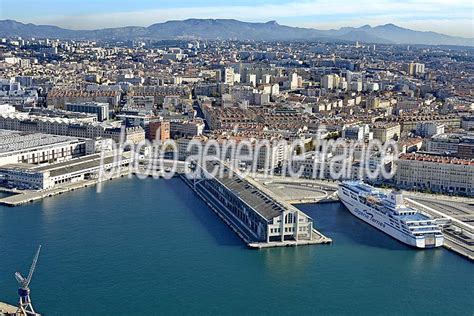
[[146, 121, 170, 142]]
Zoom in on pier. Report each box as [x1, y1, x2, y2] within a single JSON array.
[[0, 152, 132, 206], [405, 197, 474, 261], [2, 155, 471, 259], [0, 301, 17, 315], [0, 170, 129, 207], [182, 161, 332, 248], [0, 158, 188, 207]]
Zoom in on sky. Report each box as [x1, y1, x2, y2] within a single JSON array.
[[1, 0, 473, 38]]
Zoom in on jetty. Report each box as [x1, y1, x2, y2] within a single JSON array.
[[0, 301, 17, 315], [182, 161, 331, 248]]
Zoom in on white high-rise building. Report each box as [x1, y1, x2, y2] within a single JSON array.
[[290, 73, 300, 90], [222, 67, 235, 85], [321, 74, 340, 90], [246, 74, 257, 87]]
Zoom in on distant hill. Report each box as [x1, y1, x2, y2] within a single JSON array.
[[0, 18, 472, 46]]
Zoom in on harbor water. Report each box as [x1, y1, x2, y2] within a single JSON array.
[[0, 177, 472, 315]]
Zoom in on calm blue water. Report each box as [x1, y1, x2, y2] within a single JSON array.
[[0, 177, 472, 315]]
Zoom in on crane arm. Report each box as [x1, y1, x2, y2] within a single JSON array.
[[14, 272, 26, 286], [26, 245, 41, 287]]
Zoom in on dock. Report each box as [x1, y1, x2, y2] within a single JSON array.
[[0, 171, 129, 207], [252, 176, 340, 204], [406, 197, 474, 261], [182, 161, 332, 249], [248, 228, 331, 249], [0, 158, 187, 207], [0, 301, 17, 315]]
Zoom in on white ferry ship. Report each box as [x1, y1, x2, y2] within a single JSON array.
[[338, 181, 444, 248]]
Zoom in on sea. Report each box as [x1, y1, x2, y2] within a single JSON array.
[[0, 177, 472, 315]]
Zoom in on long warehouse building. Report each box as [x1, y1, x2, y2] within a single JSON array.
[[0, 152, 131, 190], [0, 129, 86, 166], [186, 161, 330, 246]]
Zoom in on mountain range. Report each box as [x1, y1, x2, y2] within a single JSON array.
[[0, 19, 472, 46]]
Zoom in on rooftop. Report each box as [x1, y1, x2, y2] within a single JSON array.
[[399, 153, 474, 166], [1, 153, 131, 177], [0, 129, 80, 154], [203, 161, 288, 221]]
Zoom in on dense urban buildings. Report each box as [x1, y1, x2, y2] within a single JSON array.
[[0, 0, 473, 311], [0, 34, 472, 197]]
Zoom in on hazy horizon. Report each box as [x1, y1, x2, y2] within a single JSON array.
[[0, 0, 473, 38]]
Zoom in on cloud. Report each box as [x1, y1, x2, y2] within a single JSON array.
[[19, 0, 474, 38]]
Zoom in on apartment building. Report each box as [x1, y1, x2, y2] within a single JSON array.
[[395, 153, 474, 196], [0, 112, 145, 144], [371, 122, 401, 143], [66, 102, 109, 122]]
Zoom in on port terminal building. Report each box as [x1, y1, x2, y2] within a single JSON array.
[[0, 152, 131, 190], [185, 160, 330, 246], [0, 129, 87, 166]]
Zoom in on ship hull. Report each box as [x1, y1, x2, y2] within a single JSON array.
[[338, 189, 443, 248]]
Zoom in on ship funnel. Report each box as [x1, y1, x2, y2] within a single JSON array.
[[390, 190, 405, 206]]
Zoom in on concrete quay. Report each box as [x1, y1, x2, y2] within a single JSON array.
[[248, 229, 332, 249], [405, 198, 474, 261], [181, 169, 332, 249], [0, 171, 130, 207], [442, 236, 474, 261], [252, 175, 473, 259], [0, 159, 187, 207], [0, 301, 18, 315], [252, 176, 339, 204]]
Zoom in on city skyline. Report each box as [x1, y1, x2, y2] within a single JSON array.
[[0, 1, 473, 313], [1, 0, 473, 38]]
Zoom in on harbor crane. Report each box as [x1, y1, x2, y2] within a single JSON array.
[[15, 245, 41, 316]]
